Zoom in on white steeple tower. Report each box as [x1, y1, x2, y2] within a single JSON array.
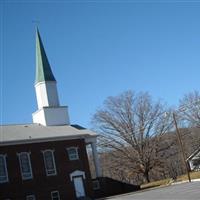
[[32, 29, 70, 126]]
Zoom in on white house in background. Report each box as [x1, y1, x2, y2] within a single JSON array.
[[187, 147, 200, 171]]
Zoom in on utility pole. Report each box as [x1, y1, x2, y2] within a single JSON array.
[[173, 112, 191, 182]]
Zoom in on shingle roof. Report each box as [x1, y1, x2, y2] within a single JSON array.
[[0, 123, 97, 146]]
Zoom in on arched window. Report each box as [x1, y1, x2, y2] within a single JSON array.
[[17, 152, 33, 180], [42, 150, 57, 176]]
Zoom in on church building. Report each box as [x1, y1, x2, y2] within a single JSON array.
[[0, 29, 101, 200]]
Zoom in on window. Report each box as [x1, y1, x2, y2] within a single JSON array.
[[42, 150, 57, 176], [192, 159, 200, 170], [51, 191, 60, 200], [0, 155, 9, 183], [18, 152, 33, 180], [26, 195, 36, 200], [67, 147, 79, 161], [93, 180, 100, 190]]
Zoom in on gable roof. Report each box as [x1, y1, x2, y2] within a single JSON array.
[[0, 123, 97, 146], [187, 147, 200, 161], [35, 28, 56, 84]]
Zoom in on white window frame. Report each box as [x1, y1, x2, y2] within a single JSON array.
[[26, 194, 36, 200], [42, 150, 57, 176], [17, 152, 33, 180], [51, 191, 60, 200], [67, 147, 79, 161], [0, 154, 9, 183]]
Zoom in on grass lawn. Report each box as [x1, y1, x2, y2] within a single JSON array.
[[141, 171, 200, 189], [177, 171, 200, 181]]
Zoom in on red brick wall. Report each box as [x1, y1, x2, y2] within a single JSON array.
[[0, 139, 93, 199]]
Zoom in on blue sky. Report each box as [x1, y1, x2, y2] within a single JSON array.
[[1, 1, 200, 128]]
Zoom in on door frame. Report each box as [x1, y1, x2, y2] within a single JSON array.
[[70, 170, 86, 198], [73, 175, 86, 198]]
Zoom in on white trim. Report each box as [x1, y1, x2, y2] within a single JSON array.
[[17, 152, 33, 180], [42, 150, 57, 176], [0, 135, 97, 147], [67, 147, 79, 161], [70, 170, 86, 181], [91, 141, 102, 177], [187, 147, 200, 160], [32, 106, 68, 115], [51, 190, 60, 200], [0, 154, 9, 183], [26, 194, 36, 200], [85, 136, 97, 144]]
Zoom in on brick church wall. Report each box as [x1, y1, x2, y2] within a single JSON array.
[[0, 139, 93, 199]]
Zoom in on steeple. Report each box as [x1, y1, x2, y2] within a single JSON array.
[[32, 29, 70, 126], [36, 28, 56, 84]]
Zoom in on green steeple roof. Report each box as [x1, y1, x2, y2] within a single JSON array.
[[35, 28, 56, 84]]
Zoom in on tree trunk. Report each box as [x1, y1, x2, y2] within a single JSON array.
[[144, 170, 150, 183]]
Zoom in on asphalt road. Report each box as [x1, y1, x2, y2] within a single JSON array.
[[106, 182, 200, 200]]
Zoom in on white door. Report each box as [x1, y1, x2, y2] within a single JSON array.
[[73, 176, 86, 198]]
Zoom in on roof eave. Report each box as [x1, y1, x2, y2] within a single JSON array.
[[0, 134, 97, 147]]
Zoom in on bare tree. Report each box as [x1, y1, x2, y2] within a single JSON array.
[[179, 91, 200, 127], [92, 91, 173, 183]]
